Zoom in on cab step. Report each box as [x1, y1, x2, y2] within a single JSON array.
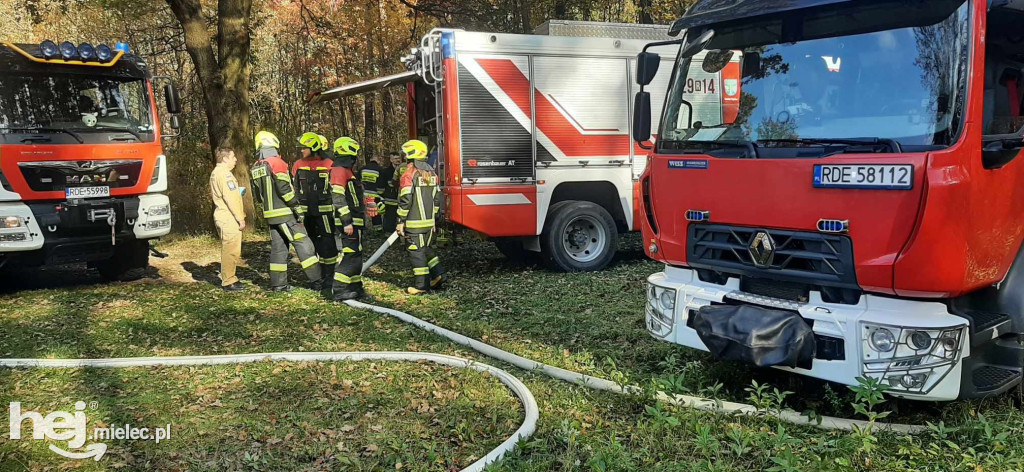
[[961, 311, 1013, 347], [971, 365, 1021, 395]]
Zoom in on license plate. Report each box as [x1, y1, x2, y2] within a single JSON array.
[[813, 164, 913, 190], [66, 186, 111, 199]]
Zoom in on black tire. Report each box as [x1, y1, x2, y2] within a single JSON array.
[[96, 240, 149, 281], [540, 200, 618, 272], [493, 238, 540, 265]]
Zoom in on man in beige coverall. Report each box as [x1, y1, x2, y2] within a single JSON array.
[[209, 147, 246, 291]]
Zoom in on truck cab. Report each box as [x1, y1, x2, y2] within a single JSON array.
[[634, 0, 1024, 400], [0, 41, 178, 280]]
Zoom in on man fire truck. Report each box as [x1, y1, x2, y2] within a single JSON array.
[[0, 40, 178, 279], [634, 0, 1024, 400], [309, 21, 739, 271]]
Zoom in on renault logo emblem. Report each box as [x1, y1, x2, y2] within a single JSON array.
[[749, 231, 775, 268]]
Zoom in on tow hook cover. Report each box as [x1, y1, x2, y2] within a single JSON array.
[[693, 305, 815, 369]]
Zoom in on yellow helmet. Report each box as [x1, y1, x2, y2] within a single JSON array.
[[333, 137, 360, 156], [401, 139, 428, 160], [254, 131, 279, 150], [316, 134, 329, 153], [298, 132, 324, 152]]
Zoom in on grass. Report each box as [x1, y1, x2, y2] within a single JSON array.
[[0, 231, 1022, 471]]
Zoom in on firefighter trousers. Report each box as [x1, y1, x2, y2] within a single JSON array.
[[333, 228, 364, 298], [303, 212, 338, 283], [269, 219, 321, 288], [405, 231, 444, 291]]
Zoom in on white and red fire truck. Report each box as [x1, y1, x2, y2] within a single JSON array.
[[0, 41, 178, 279], [310, 21, 740, 271]]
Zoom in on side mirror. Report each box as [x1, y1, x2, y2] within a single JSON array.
[[635, 52, 661, 86], [164, 83, 181, 115], [680, 29, 715, 59], [169, 115, 181, 131], [633, 91, 653, 147]]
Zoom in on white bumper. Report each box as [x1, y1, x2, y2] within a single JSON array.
[[0, 202, 44, 251], [134, 194, 172, 239], [646, 266, 970, 401]]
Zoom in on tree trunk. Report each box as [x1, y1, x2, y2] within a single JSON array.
[[166, 0, 257, 225], [638, 0, 654, 24]]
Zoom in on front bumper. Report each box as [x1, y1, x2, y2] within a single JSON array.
[[0, 194, 170, 266], [646, 266, 970, 401]]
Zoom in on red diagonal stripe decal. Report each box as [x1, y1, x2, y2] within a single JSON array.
[[475, 58, 644, 157]]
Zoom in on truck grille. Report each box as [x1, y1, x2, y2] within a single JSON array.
[[18, 160, 143, 192], [687, 224, 857, 289]]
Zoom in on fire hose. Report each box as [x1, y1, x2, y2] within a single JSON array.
[[0, 236, 924, 469]]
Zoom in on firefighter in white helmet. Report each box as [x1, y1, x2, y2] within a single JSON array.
[[249, 130, 321, 291], [395, 139, 446, 295]]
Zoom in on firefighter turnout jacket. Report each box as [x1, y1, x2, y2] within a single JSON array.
[[292, 153, 334, 216], [396, 161, 441, 234], [330, 165, 366, 229], [251, 153, 300, 224]]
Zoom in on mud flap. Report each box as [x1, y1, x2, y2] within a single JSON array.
[[693, 305, 815, 369]]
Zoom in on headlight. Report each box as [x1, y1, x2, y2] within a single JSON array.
[[868, 328, 896, 352], [96, 44, 113, 61], [146, 219, 171, 230], [40, 40, 59, 59], [659, 289, 676, 310], [148, 204, 171, 217], [907, 330, 932, 350], [78, 42, 95, 61], [3, 216, 22, 228], [861, 322, 965, 394], [59, 41, 77, 60]]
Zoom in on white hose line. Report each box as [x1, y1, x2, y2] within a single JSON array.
[[346, 300, 926, 434], [0, 352, 538, 472]]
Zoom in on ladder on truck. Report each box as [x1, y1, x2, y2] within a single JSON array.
[[416, 29, 453, 186]]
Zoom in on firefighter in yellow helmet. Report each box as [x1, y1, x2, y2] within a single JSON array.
[[328, 137, 369, 300], [292, 132, 338, 297], [396, 139, 445, 295], [250, 130, 321, 291]]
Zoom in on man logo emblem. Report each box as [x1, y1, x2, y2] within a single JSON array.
[[748, 231, 775, 268]]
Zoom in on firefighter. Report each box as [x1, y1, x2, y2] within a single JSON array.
[[360, 154, 386, 232], [292, 132, 338, 295], [329, 137, 373, 300], [250, 130, 321, 292], [381, 151, 402, 233], [396, 139, 446, 295]]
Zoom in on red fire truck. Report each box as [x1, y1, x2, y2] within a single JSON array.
[[0, 41, 178, 279], [633, 0, 1024, 400], [310, 21, 740, 271]]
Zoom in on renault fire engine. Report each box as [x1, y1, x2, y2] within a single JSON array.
[[634, 0, 1024, 400], [0, 41, 178, 279], [309, 21, 740, 271]]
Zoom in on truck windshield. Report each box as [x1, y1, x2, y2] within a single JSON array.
[[659, 0, 971, 155], [0, 73, 154, 141]]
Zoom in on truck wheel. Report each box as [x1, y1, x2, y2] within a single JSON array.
[[96, 240, 149, 281], [493, 238, 539, 265], [541, 200, 618, 272]]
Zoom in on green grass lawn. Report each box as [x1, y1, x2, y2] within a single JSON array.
[[0, 232, 1021, 471]]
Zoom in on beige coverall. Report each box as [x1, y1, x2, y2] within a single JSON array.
[[210, 163, 245, 286]]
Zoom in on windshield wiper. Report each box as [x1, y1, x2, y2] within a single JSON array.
[[68, 126, 144, 142], [757, 138, 903, 154], [675, 139, 759, 158], [0, 126, 85, 144]]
